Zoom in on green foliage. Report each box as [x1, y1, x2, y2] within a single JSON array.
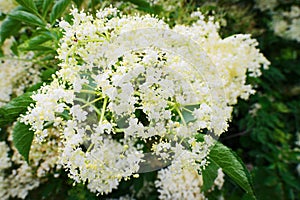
[[208, 142, 255, 199], [0, 92, 34, 127], [0, 16, 22, 44], [9, 10, 46, 27], [19, 31, 54, 51], [201, 157, 219, 192], [50, 0, 71, 25], [15, 0, 39, 15], [218, 2, 300, 199], [12, 121, 34, 162], [42, 0, 54, 17]]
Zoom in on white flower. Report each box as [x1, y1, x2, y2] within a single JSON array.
[[255, 0, 278, 12], [0, 142, 11, 170], [271, 5, 300, 42], [21, 7, 268, 196], [156, 167, 206, 200]]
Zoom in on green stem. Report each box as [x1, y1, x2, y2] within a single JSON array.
[[91, 0, 96, 18], [99, 97, 108, 124], [74, 98, 101, 116], [87, 143, 94, 152], [115, 128, 125, 133], [78, 39, 105, 44], [80, 97, 102, 109], [182, 107, 193, 113], [175, 106, 186, 126], [65, 45, 77, 64], [79, 89, 99, 95], [82, 83, 97, 90]]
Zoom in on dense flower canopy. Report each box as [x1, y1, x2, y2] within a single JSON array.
[[17, 7, 270, 196]]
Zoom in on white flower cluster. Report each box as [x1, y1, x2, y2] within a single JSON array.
[[0, 141, 11, 200], [255, 0, 278, 12], [146, 0, 179, 12], [0, 38, 41, 106], [155, 166, 224, 200], [155, 168, 206, 200], [21, 7, 268, 196], [0, 142, 10, 170], [255, 1, 300, 42], [0, 0, 17, 14], [272, 6, 300, 42], [212, 168, 225, 191], [174, 11, 269, 105], [0, 126, 62, 200]]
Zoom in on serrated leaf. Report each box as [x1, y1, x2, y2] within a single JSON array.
[[42, 0, 54, 17], [9, 10, 45, 27], [12, 121, 34, 163], [0, 92, 34, 127], [209, 142, 256, 199], [49, 0, 71, 25], [201, 159, 219, 192], [0, 16, 22, 44], [15, 0, 38, 14]]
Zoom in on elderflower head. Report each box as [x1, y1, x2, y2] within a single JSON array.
[[0, 142, 11, 200], [155, 165, 225, 200], [0, 0, 17, 14], [0, 38, 41, 106], [155, 168, 206, 200], [0, 125, 62, 200], [21, 7, 269, 196], [270, 5, 300, 42], [0, 142, 11, 170], [255, 0, 278, 12]]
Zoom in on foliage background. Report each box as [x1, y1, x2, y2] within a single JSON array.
[[0, 0, 299, 199]]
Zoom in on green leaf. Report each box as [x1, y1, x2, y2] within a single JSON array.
[[19, 31, 56, 51], [9, 10, 46, 27], [42, 0, 54, 17], [24, 45, 55, 51], [72, 0, 84, 8], [0, 92, 34, 127], [201, 159, 219, 192], [12, 121, 34, 163], [41, 68, 56, 81], [26, 82, 43, 92], [274, 102, 290, 113], [10, 39, 19, 56], [181, 105, 198, 124], [15, 0, 38, 14], [209, 142, 256, 199], [0, 16, 22, 44], [49, 0, 71, 25], [25, 32, 53, 47]]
